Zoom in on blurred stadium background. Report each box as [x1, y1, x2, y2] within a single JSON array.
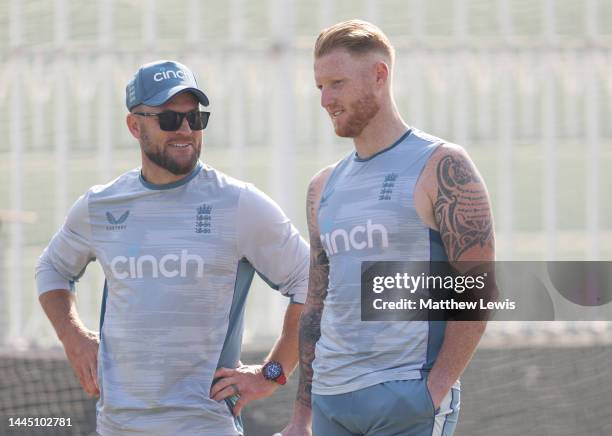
[[0, 0, 611, 435]]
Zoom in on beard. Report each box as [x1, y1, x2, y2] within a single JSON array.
[[140, 129, 201, 176], [334, 92, 380, 138]]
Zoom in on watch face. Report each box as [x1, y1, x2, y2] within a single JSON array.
[[264, 361, 282, 380]]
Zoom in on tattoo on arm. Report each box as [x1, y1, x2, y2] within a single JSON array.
[[296, 181, 329, 409], [434, 154, 493, 260]]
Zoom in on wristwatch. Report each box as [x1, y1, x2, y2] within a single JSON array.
[[262, 361, 287, 385]]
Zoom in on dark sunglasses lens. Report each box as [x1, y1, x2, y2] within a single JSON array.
[[157, 112, 182, 131], [156, 111, 209, 131], [186, 111, 209, 130]]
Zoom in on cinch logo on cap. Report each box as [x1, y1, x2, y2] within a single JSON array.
[[125, 59, 209, 110], [153, 69, 188, 82]]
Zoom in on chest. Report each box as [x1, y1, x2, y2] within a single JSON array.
[[318, 165, 422, 257], [88, 194, 238, 280]]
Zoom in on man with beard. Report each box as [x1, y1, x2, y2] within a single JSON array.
[[36, 60, 309, 436], [282, 21, 494, 436]]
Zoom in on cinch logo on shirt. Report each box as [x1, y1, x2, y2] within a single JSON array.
[[320, 220, 389, 255], [153, 69, 188, 82], [109, 249, 204, 279]]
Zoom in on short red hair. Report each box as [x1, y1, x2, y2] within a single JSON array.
[[314, 19, 395, 64]]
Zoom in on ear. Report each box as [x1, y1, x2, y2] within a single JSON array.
[[374, 61, 389, 86], [126, 113, 141, 140]]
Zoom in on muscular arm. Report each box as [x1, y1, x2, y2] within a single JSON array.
[[295, 225, 329, 409], [433, 152, 494, 261], [39, 290, 100, 396], [283, 168, 333, 432], [417, 145, 495, 409]]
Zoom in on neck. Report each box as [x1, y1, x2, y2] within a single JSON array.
[[140, 158, 198, 186], [353, 103, 409, 160]]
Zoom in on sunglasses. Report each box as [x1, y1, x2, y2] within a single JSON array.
[[133, 110, 210, 131]]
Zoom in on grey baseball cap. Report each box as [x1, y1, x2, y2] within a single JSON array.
[[125, 60, 209, 111]]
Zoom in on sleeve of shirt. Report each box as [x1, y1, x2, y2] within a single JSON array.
[[35, 191, 95, 296], [237, 184, 309, 304]]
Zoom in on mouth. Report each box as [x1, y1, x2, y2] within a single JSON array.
[[168, 143, 192, 149], [330, 110, 344, 119]]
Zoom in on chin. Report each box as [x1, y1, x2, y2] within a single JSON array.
[[333, 123, 350, 138], [335, 130, 353, 138], [334, 126, 360, 138], [174, 161, 199, 175]]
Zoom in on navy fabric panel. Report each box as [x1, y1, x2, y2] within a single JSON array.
[[216, 258, 255, 435], [216, 258, 256, 370], [256, 270, 280, 291], [429, 228, 449, 262], [425, 320, 447, 371], [425, 228, 449, 370], [99, 280, 108, 331]]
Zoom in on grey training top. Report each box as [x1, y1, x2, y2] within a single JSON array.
[[313, 129, 449, 395], [36, 161, 309, 435]]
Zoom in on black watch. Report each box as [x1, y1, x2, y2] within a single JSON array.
[[262, 361, 287, 385]]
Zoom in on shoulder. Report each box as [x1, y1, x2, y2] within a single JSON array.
[[408, 127, 446, 148], [308, 164, 336, 194], [417, 142, 482, 200], [193, 164, 253, 207], [414, 141, 489, 231], [224, 175, 286, 222], [202, 164, 246, 187], [88, 168, 142, 198], [65, 169, 138, 217], [306, 163, 336, 216], [428, 142, 472, 169]]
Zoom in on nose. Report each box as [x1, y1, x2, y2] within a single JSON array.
[[177, 114, 193, 133], [320, 88, 334, 109]]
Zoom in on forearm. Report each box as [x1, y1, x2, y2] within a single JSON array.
[[39, 289, 89, 342], [286, 301, 323, 430], [286, 168, 331, 429], [265, 302, 303, 375], [281, 309, 321, 433], [428, 320, 486, 394], [296, 303, 322, 406], [39, 289, 100, 396], [296, 251, 329, 407], [293, 262, 327, 422]]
